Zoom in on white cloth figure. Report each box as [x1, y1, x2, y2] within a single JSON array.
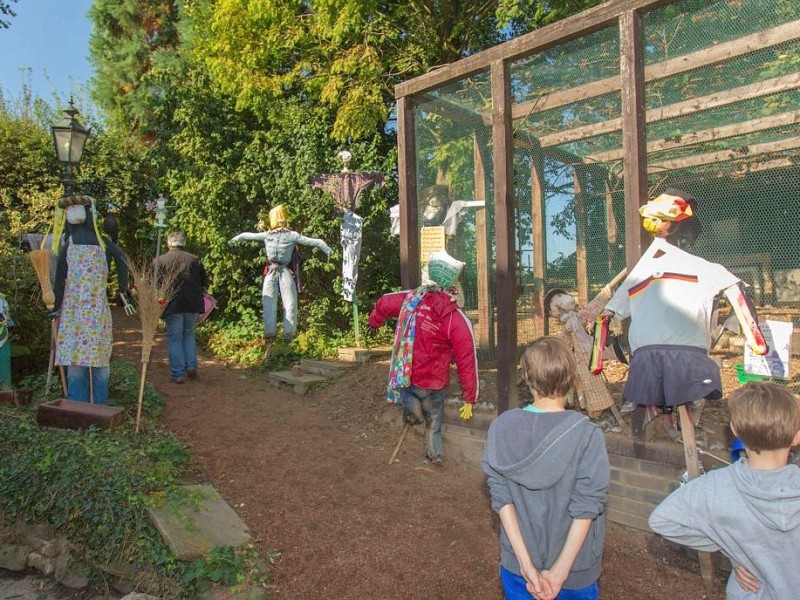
[[389, 204, 400, 236], [442, 200, 486, 236], [341, 210, 363, 302], [605, 237, 740, 353]]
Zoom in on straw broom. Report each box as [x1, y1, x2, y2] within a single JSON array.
[[29, 249, 55, 310], [128, 259, 179, 433]]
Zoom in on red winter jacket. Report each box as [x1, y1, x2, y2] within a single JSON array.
[[368, 290, 479, 403]]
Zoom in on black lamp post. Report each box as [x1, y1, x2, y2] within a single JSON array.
[[51, 97, 90, 195]]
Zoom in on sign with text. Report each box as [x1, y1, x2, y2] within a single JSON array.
[[744, 320, 793, 379]]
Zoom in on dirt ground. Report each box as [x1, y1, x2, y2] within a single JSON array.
[[97, 309, 731, 600]]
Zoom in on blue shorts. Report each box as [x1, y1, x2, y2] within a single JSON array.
[[500, 567, 599, 600], [623, 344, 722, 407]]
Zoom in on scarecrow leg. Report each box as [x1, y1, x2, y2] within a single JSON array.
[[609, 404, 630, 434], [678, 404, 715, 595], [389, 423, 411, 465]]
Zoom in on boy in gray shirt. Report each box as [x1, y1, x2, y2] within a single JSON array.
[[483, 337, 609, 599], [650, 382, 800, 599]]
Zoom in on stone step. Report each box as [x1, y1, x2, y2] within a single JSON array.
[[147, 484, 251, 560], [338, 346, 393, 363], [299, 359, 355, 377], [267, 370, 328, 395]]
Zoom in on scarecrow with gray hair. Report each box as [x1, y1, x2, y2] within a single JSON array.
[[368, 250, 478, 466]]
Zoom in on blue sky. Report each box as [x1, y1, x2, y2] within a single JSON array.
[[0, 0, 94, 104]]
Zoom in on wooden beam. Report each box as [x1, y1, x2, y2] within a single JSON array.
[[415, 93, 486, 129], [394, 0, 674, 98], [539, 72, 800, 148], [531, 145, 547, 337], [397, 97, 420, 289], [655, 156, 798, 186], [515, 129, 586, 167], [604, 177, 619, 276], [473, 131, 493, 350], [492, 59, 517, 414], [648, 136, 800, 172], [574, 167, 590, 305], [620, 10, 649, 267], [588, 110, 800, 164], [513, 19, 800, 121]]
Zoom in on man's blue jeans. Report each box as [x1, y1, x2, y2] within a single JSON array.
[[500, 567, 599, 600], [164, 313, 198, 379], [400, 385, 445, 460], [67, 365, 110, 405]]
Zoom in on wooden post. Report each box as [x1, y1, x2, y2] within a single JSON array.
[[531, 144, 547, 336], [604, 176, 619, 275], [619, 10, 649, 267], [473, 131, 493, 350], [492, 59, 517, 413], [397, 96, 420, 290], [573, 166, 590, 306], [678, 404, 716, 595]]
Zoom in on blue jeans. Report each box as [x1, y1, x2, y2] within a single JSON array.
[[262, 266, 297, 340], [67, 365, 110, 405], [164, 313, 198, 379], [500, 567, 598, 600], [400, 385, 445, 459]]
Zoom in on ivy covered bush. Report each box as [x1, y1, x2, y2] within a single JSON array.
[[0, 360, 269, 596]]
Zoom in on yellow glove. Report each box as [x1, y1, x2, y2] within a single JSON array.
[[459, 403, 473, 420]]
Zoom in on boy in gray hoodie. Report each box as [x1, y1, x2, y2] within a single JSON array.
[[483, 337, 609, 600], [649, 382, 800, 599]]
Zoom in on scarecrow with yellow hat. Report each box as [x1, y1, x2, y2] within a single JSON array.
[[229, 204, 332, 348], [601, 188, 766, 440]]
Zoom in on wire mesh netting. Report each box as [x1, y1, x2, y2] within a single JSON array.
[[407, 0, 800, 379]]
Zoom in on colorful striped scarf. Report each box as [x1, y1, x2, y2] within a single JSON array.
[[385, 284, 447, 404]]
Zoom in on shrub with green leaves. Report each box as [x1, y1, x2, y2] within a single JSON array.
[[0, 360, 270, 596], [0, 405, 188, 584]]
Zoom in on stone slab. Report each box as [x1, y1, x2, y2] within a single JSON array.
[[337, 346, 393, 363], [299, 359, 355, 377], [267, 370, 327, 395], [268, 371, 327, 386], [147, 484, 251, 560]]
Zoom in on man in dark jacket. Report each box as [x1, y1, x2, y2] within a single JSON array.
[[152, 231, 208, 383], [368, 250, 478, 465]]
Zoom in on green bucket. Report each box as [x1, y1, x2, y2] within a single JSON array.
[[734, 363, 767, 384]]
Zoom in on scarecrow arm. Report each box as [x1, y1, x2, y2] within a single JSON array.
[[295, 234, 332, 257], [449, 310, 478, 404], [367, 291, 405, 329], [723, 284, 767, 355], [53, 244, 69, 313], [228, 231, 266, 245]]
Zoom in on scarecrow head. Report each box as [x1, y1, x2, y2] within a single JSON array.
[[422, 184, 450, 226], [52, 195, 105, 254], [269, 204, 289, 230], [426, 249, 464, 289], [640, 188, 702, 249]]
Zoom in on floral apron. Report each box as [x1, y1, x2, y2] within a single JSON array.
[[55, 244, 112, 367]]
